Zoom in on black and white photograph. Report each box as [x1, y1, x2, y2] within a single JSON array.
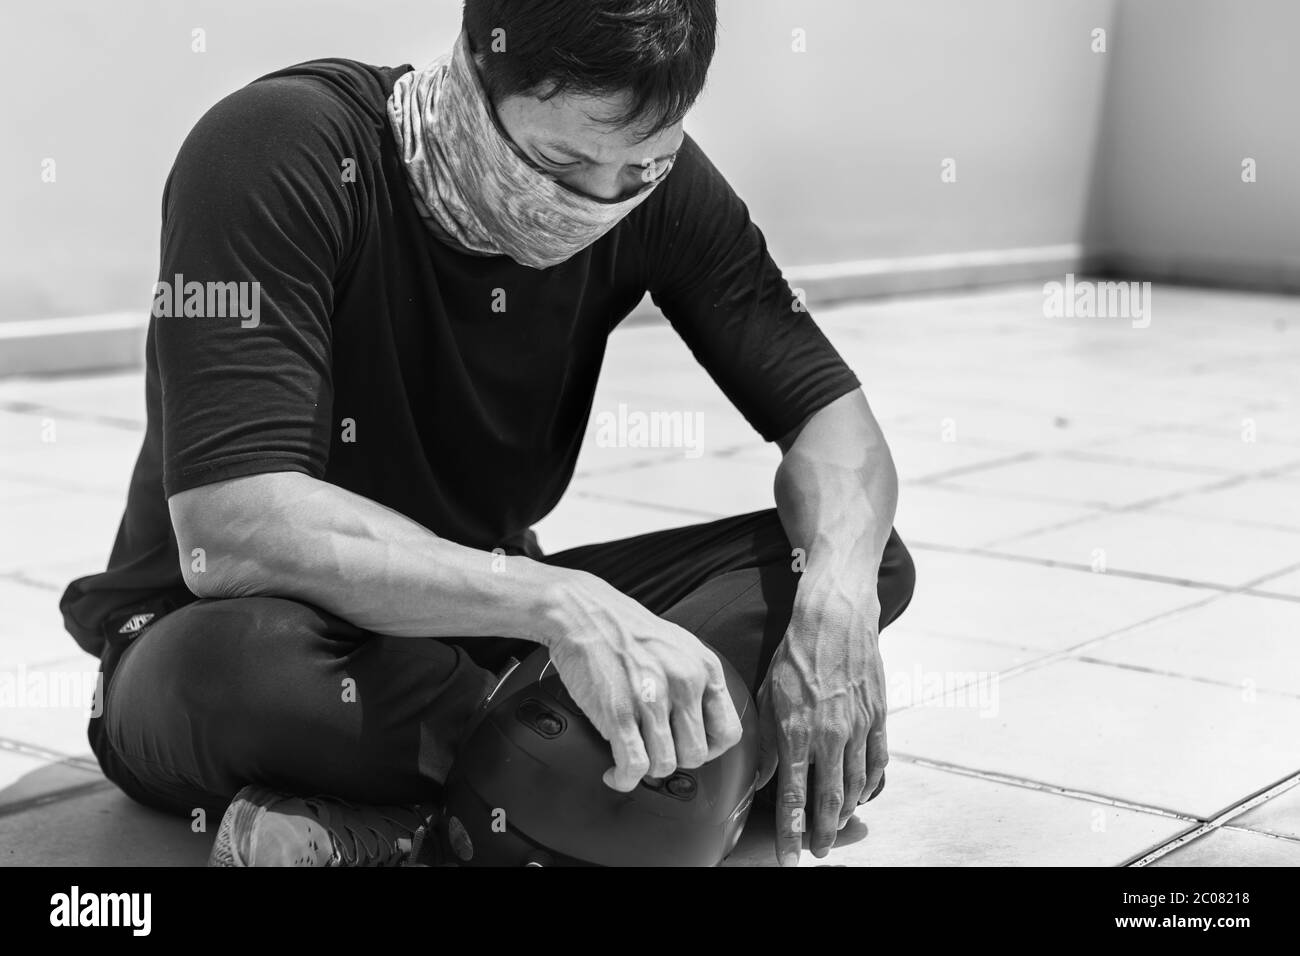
[[0, 0, 1295, 919]]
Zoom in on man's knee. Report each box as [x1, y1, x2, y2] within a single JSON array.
[[109, 596, 338, 727], [878, 529, 916, 630], [101, 596, 351, 799]]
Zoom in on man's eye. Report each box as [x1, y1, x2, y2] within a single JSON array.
[[536, 152, 579, 169], [643, 158, 673, 180]]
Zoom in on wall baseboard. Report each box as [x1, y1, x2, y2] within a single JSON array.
[[0, 243, 1088, 377], [622, 243, 1085, 325], [1086, 250, 1300, 297], [8, 242, 1294, 378], [0, 313, 148, 378], [786, 243, 1087, 303]]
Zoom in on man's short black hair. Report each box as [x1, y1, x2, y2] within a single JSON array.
[[462, 0, 717, 138]]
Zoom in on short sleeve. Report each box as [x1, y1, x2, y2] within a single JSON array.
[[153, 77, 359, 497], [637, 134, 861, 443]]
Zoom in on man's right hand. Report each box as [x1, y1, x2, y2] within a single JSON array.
[[539, 569, 744, 791]]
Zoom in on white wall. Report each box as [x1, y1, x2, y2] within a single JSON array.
[[1083, 0, 1300, 287], [0, 0, 462, 321], [0, 0, 1117, 321], [695, 0, 1115, 262]]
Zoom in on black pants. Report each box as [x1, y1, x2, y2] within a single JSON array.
[[90, 509, 915, 820]]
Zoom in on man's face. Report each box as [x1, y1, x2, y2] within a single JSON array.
[[491, 84, 684, 202]]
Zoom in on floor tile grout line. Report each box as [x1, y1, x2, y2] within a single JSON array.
[[0, 779, 116, 821], [0, 468, 133, 500], [1217, 824, 1300, 845], [726, 445, 1054, 489], [883, 397, 1290, 440], [978, 511, 1127, 550], [1124, 772, 1300, 867], [886, 429, 1066, 457], [896, 758, 1300, 866], [578, 444, 1058, 486], [713, 442, 778, 460], [908, 539, 1233, 592], [886, 635, 1198, 717], [865, 390, 1212, 433], [929, 446, 1284, 496], [1244, 562, 1300, 592], [907, 539, 1300, 604], [923, 469, 1262, 526], [907, 450, 1043, 486], [0, 736, 100, 772], [1067, 444, 1300, 476], [891, 752, 1200, 822], [1140, 510, 1300, 539], [888, 557, 1300, 712], [1243, 586, 1300, 601], [1072, 655, 1300, 702], [1057, 448, 1252, 478], [982, 455, 1300, 549], [575, 487, 1295, 601], [0, 400, 144, 432], [563, 490, 1300, 598], [0, 572, 65, 593], [909, 478, 1128, 516], [1120, 456, 1300, 515], [884, 625, 1045, 656], [572, 430, 1297, 507]]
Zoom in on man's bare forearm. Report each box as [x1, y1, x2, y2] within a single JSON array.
[[773, 390, 898, 580], [762, 390, 898, 864], [169, 470, 745, 789], [168, 471, 576, 642]]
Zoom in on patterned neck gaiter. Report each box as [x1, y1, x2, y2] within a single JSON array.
[[387, 31, 673, 270]]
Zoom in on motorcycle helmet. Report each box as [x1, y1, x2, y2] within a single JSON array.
[[439, 645, 759, 866]]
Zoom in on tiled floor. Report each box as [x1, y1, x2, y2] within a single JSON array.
[[2, 282, 1299, 867]]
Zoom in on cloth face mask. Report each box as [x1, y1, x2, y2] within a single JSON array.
[[388, 31, 674, 270]]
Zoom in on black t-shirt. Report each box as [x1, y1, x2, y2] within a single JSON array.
[[59, 58, 860, 656]]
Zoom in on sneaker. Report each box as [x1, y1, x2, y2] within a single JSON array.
[[207, 784, 441, 867]]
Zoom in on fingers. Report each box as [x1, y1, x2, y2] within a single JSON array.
[[670, 697, 710, 769], [840, 721, 869, 828], [700, 663, 743, 762], [599, 646, 741, 790], [754, 682, 780, 790], [602, 713, 651, 792], [639, 697, 679, 779], [862, 770, 887, 804], [654, 653, 736, 775], [774, 721, 811, 868], [811, 732, 847, 857], [863, 724, 889, 804]]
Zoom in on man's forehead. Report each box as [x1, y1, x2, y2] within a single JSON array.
[[528, 88, 683, 160]]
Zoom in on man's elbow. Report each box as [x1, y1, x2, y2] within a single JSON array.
[[168, 476, 283, 599], [176, 548, 264, 600]]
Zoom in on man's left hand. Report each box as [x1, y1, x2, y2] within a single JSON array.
[[755, 565, 888, 867]]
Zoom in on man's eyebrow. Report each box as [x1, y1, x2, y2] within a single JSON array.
[[539, 140, 680, 166]]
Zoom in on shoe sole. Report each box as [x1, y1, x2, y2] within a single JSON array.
[[207, 784, 275, 867]]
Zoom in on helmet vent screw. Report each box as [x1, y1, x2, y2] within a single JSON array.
[[665, 774, 697, 799]]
